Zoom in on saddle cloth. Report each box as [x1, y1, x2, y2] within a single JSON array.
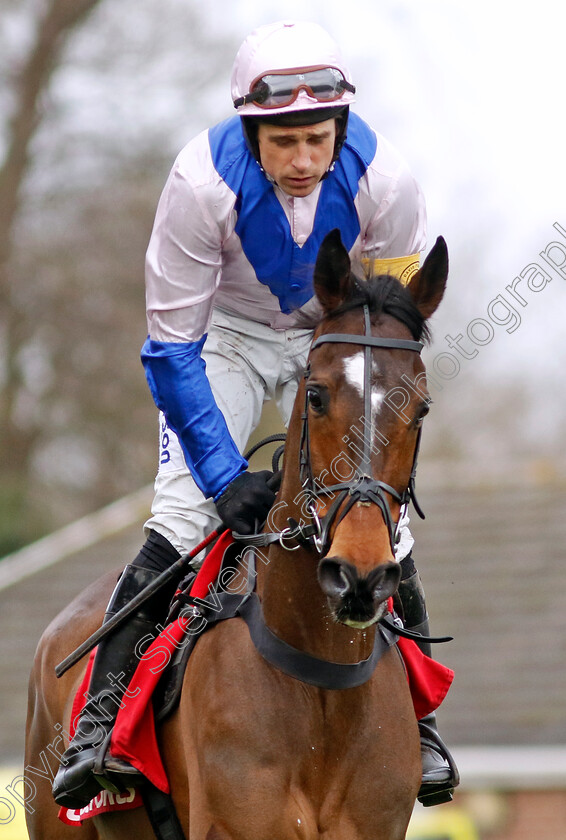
[[59, 531, 453, 825]]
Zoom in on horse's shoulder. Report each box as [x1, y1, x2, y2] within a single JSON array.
[[185, 616, 252, 670], [182, 618, 262, 698]]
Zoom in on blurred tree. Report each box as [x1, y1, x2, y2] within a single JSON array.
[[0, 0, 107, 552], [0, 0, 235, 554]]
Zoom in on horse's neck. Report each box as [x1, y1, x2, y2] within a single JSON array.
[[255, 482, 375, 665]]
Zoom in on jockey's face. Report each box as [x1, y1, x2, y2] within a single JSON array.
[[257, 118, 337, 197]]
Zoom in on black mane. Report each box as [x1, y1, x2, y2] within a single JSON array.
[[327, 273, 431, 343]]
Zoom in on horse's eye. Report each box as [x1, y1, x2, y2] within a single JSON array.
[[307, 386, 327, 415], [415, 399, 432, 427]]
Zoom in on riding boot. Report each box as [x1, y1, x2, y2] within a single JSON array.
[[52, 531, 179, 809], [398, 563, 460, 807]]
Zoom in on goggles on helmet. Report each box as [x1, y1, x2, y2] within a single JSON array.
[[233, 65, 355, 110]]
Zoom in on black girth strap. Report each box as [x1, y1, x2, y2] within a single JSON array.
[[236, 591, 399, 689], [141, 784, 186, 840]]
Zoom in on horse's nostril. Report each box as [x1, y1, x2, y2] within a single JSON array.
[[318, 558, 354, 598], [318, 557, 402, 626], [339, 568, 350, 593], [367, 562, 401, 601]]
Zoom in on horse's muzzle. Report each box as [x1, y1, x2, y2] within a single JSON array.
[[317, 558, 401, 628]]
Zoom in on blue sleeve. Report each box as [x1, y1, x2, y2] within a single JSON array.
[[141, 336, 247, 500]]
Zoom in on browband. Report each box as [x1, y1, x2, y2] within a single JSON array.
[[311, 333, 423, 353]]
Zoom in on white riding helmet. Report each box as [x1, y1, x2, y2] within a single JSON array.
[[231, 20, 356, 118]]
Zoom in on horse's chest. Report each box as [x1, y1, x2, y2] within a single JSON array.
[[179, 617, 418, 838]]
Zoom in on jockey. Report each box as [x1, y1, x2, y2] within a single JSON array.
[[53, 20, 458, 810]]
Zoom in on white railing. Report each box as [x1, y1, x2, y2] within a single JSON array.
[[0, 485, 153, 593]]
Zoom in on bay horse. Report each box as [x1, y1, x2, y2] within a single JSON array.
[[25, 229, 448, 840]]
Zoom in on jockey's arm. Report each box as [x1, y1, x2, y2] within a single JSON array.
[[142, 148, 247, 501], [360, 142, 427, 283]]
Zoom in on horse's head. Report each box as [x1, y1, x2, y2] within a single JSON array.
[[301, 229, 448, 628]]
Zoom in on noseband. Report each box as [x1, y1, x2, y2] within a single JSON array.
[[299, 304, 425, 556]]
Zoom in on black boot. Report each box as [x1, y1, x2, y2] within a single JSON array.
[[52, 532, 179, 809], [398, 563, 460, 807]]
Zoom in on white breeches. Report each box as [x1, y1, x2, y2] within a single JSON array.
[[144, 308, 313, 560]]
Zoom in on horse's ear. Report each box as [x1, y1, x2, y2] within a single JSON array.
[[314, 229, 354, 314], [406, 236, 448, 319]]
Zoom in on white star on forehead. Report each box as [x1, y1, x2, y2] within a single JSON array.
[[343, 352, 384, 425]]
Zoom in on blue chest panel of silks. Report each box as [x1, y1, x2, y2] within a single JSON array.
[[208, 113, 377, 314]]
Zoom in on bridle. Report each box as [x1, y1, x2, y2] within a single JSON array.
[[226, 303, 453, 683], [298, 303, 425, 556], [234, 303, 426, 555]]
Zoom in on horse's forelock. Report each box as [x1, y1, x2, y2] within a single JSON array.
[[324, 273, 431, 343]]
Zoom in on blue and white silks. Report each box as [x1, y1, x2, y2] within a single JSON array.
[[142, 113, 376, 499]]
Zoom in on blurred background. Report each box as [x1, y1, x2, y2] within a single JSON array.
[[1, 1, 565, 838]]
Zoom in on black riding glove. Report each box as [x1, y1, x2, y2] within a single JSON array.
[[215, 470, 277, 535]]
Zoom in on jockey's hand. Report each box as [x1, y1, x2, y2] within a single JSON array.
[[215, 470, 277, 535]]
